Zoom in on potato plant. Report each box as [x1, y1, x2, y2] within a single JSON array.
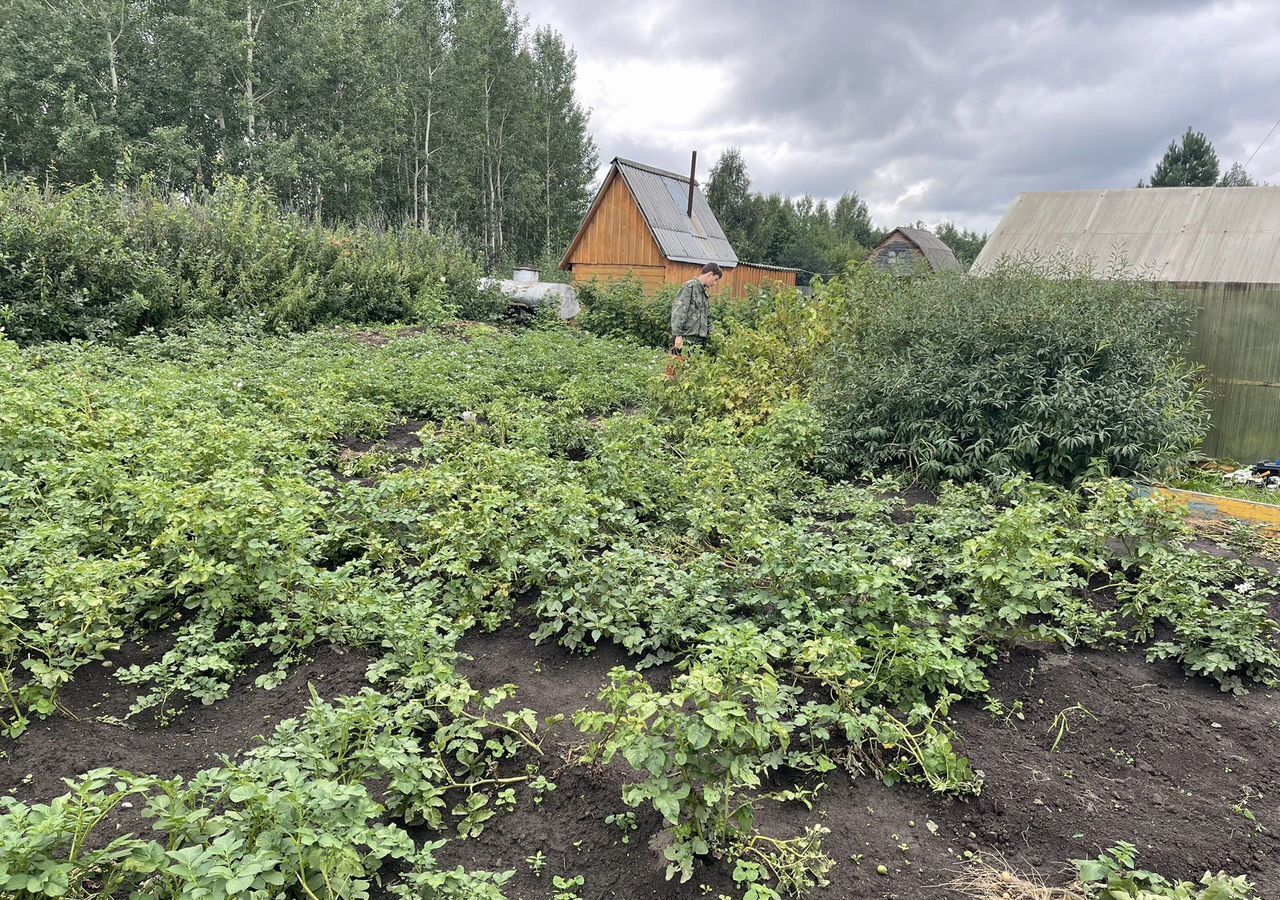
[[0, 312, 1272, 899]]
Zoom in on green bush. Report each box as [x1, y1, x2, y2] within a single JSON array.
[[0, 181, 178, 342], [0, 177, 497, 344], [1074, 842, 1256, 899], [661, 285, 832, 430], [577, 276, 675, 348], [817, 261, 1209, 483], [577, 276, 794, 350]]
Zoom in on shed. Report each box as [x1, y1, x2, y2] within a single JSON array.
[[559, 157, 798, 297], [870, 227, 962, 273], [973, 186, 1280, 461]]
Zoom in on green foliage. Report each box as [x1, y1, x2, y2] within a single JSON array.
[[1074, 842, 1256, 899], [704, 149, 877, 278], [0, 177, 496, 344], [1148, 128, 1221, 188], [576, 274, 808, 353], [0, 679, 532, 899], [1115, 546, 1280, 694], [0, 763, 416, 899], [575, 625, 836, 885], [818, 261, 1209, 483], [933, 221, 988, 269], [915, 477, 1280, 693], [0, 179, 177, 342], [0, 323, 656, 736], [1218, 162, 1257, 187], [661, 284, 832, 431], [1165, 468, 1280, 503], [576, 277, 676, 348], [706, 148, 762, 261], [250, 681, 548, 838], [0, 0, 596, 264], [1, 307, 1273, 897]]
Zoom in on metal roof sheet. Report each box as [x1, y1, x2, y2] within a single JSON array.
[[973, 187, 1280, 283], [613, 158, 739, 267]]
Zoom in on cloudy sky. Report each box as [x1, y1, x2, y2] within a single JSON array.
[[519, 0, 1280, 233]]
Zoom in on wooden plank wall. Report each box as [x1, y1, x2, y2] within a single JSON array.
[[563, 167, 797, 298], [1177, 282, 1280, 462], [571, 264, 666, 293], [733, 263, 799, 293], [870, 239, 923, 271], [667, 261, 797, 298], [564, 172, 664, 268]]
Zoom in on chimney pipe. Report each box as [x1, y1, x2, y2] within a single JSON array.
[[687, 151, 697, 218]]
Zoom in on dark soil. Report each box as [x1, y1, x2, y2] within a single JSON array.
[[429, 614, 1280, 899], [335, 418, 436, 457], [4, 610, 1277, 899], [0, 640, 371, 801]]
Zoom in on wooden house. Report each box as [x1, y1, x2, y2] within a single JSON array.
[[870, 227, 962, 273], [559, 157, 798, 297]]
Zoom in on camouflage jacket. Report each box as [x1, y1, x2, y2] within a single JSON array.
[[670, 278, 711, 338]]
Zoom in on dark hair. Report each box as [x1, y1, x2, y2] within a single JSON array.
[[700, 263, 723, 278]]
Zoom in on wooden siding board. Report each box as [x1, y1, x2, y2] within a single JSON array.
[[571, 264, 666, 290], [566, 174, 664, 268], [571, 261, 796, 302]]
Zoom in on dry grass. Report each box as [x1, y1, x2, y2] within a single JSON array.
[[1192, 518, 1280, 560], [945, 854, 1084, 900]]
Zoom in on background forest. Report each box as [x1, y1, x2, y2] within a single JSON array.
[[0, 0, 988, 277], [0, 0, 597, 270]]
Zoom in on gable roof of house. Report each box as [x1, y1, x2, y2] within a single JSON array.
[[873, 227, 962, 272], [560, 157, 739, 269], [972, 187, 1280, 283]]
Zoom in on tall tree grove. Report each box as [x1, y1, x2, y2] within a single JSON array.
[[0, 0, 598, 266]]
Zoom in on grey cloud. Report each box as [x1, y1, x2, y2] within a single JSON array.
[[523, 0, 1280, 230]]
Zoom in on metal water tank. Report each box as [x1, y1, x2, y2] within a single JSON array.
[[479, 269, 580, 319]]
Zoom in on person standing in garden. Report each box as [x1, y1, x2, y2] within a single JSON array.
[[670, 263, 722, 353]]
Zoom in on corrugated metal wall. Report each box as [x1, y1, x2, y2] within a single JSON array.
[[974, 188, 1280, 283], [1177, 282, 1280, 461]]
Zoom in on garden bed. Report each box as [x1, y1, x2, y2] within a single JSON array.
[[2, 321, 1277, 900], [4, 606, 1276, 899]]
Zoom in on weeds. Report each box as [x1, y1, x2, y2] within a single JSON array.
[[1049, 704, 1097, 753]]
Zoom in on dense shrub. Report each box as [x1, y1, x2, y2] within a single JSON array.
[[577, 275, 793, 349], [0, 181, 179, 342], [662, 284, 832, 431], [0, 177, 498, 344], [577, 276, 675, 348], [817, 262, 1209, 483]]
